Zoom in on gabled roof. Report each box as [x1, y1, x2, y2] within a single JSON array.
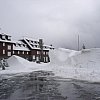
[[22, 37, 40, 50], [20, 37, 54, 51], [0, 38, 15, 43], [13, 41, 30, 51], [0, 33, 13, 43], [23, 37, 39, 42]]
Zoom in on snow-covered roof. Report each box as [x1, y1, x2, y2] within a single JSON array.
[[43, 45, 55, 49], [13, 40, 30, 51], [22, 37, 40, 50], [0, 33, 14, 43], [23, 37, 39, 42], [22, 37, 54, 50], [0, 38, 15, 43], [13, 45, 30, 51]]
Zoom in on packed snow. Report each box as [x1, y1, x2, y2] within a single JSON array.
[[0, 48, 100, 82]]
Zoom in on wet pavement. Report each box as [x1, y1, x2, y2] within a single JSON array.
[[0, 71, 100, 100]]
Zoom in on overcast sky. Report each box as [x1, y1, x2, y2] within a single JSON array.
[[0, 0, 100, 50]]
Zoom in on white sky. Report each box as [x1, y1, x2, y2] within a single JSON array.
[[0, 0, 100, 50]]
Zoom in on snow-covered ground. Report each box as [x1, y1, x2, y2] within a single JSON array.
[[0, 48, 100, 82]]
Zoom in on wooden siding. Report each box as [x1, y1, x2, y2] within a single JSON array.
[[0, 42, 13, 59]]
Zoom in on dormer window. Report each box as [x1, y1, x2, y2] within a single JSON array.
[[31, 44, 33, 47], [29, 41, 33, 44], [35, 45, 37, 48], [24, 44, 26, 47], [29, 40, 32, 44], [18, 44, 21, 47], [14, 43, 16, 46], [23, 44, 25, 47], [7, 36, 11, 40], [34, 41, 37, 43], [2, 35, 5, 40], [16, 43, 19, 47], [31, 41, 33, 43], [27, 40, 29, 42], [23, 44, 26, 47]]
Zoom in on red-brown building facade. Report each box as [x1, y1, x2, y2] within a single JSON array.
[[0, 33, 54, 63]]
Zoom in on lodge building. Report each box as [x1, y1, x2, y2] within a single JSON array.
[[0, 33, 54, 63]]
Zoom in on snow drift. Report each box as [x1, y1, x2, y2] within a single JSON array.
[[49, 48, 100, 68], [49, 48, 100, 82], [7, 55, 30, 68], [0, 55, 39, 74]]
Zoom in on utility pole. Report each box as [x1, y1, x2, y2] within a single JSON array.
[[78, 34, 80, 51]]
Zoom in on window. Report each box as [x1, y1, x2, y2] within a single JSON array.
[[8, 36, 11, 40], [35, 45, 37, 47], [8, 45, 11, 50], [13, 51, 15, 54], [3, 43, 5, 46], [19, 44, 21, 47], [3, 50, 5, 54], [46, 52, 48, 55], [16, 43, 18, 47], [27, 52, 28, 54], [33, 55, 35, 59], [43, 52, 45, 55], [34, 41, 37, 43], [2, 35, 5, 39], [37, 51, 40, 54], [22, 51, 24, 54], [36, 56, 39, 61], [18, 51, 19, 54], [8, 52, 11, 56], [29, 40, 32, 44], [46, 57, 48, 62]]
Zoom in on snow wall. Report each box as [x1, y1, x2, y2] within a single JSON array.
[[49, 48, 100, 68]]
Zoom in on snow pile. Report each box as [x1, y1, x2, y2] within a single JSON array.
[[49, 48, 100, 68], [68, 48, 100, 68], [49, 48, 100, 82], [49, 48, 81, 65], [0, 55, 39, 74], [0, 55, 50, 75], [7, 55, 30, 68]]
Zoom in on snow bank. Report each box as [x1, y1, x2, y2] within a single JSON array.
[[49, 48, 100, 82], [49, 48, 81, 65], [49, 48, 100, 68], [0, 55, 50, 75], [0, 55, 38, 74], [7, 55, 30, 68]]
